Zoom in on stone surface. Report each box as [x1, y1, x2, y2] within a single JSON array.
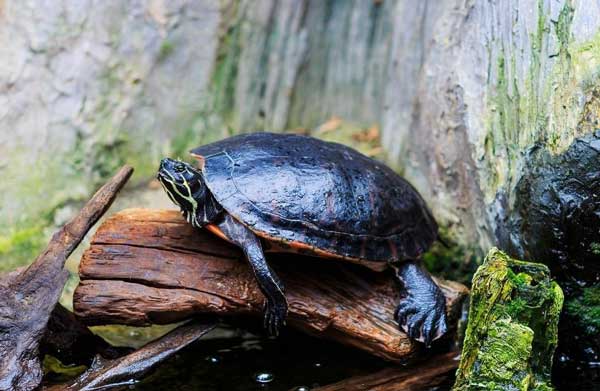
[[3, 0, 598, 266]]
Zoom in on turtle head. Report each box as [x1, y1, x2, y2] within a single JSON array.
[[157, 158, 208, 227]]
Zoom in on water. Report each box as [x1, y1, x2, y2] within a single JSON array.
[[43, 322, 597, 389], [553, 359, 600, 390], [134, 326, 391, 390]]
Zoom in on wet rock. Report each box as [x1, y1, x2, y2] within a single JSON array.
[[501, 131, 600, 371], [507, 131, 600, 285]]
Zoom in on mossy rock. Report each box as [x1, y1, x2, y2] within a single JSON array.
[[452, 248, 564, 391]]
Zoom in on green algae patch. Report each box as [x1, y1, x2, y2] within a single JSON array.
[[452, 248, 563, 391], [0, 222, 47, 272], [42, 355, 87, 383]]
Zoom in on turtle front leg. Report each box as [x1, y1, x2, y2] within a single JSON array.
[[389, 260, 447, 347], [214, 214, 288, 336]]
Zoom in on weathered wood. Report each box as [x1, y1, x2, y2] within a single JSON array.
[[0, 166, 133, 391], [74, 208, 469, 363], [314, 351, 459, 391], [44, 319, 217, 391]]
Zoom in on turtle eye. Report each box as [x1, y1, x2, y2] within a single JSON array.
[[174, 163, 186, 173]]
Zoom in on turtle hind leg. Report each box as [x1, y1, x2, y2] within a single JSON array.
[[390, 260, 448, 347], [215, 214, 288, 336]]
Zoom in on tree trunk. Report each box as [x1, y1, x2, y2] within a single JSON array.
[[73, 208, 469, 363]]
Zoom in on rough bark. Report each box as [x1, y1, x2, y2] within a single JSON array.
[[0, 166, 133, 391], [452, 248, 563, 391], [44, 319, 216, 391], [73, 208, 468, 363], [314, 351, 459, 391]]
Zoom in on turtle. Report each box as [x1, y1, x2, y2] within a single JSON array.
[[157, 132, 447, 346]]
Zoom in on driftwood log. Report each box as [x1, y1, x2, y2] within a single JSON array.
[[0, 166, 133, 391], [74, 208, 468, 362]]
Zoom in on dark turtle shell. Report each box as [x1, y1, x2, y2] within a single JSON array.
[[190, 132, 438, 263]]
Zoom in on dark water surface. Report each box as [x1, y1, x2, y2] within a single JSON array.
[[136, 326, 389, 390], [132, 324, 454, 391], [134, 325, 598, 391], [43, 322, 598, 390]]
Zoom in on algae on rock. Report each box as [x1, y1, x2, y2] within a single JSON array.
[[453, 248, 563, 391]]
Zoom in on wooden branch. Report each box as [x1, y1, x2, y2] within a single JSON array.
[[44, 319, 216, 391], [0, 166, 133, 391], [313, 351, 459, 391], [74, 208, 468, 363]]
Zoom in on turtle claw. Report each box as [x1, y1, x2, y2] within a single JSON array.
[[263, 299, 288, 337], [391, 261, 449, 347], [395, 291, 447, 347]]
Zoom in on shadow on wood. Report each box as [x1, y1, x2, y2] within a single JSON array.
[[74, 209, 468, 363], [41, 304, 129, 366]]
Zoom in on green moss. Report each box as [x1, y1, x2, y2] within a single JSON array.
[[0, 130, 155, 272], [473, 319, 534, 390], [553, 1, 574, 71], [480, 0, 600, 201], [158, 40, 174, 62], [452, 248, 563, 391], [504, 297, 528, 319], [564, 284, 600, 337], [422, 237, 480, 285], [0, 148, 89, 271], [210, 1, 242, 126], [0, 222, 47, 272]]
